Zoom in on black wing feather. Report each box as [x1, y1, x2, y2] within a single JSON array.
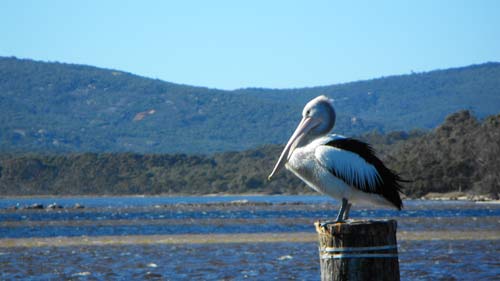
[[324, 138, 404, 210]]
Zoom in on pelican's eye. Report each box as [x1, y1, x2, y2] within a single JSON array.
[[306, 109, 311, 116]]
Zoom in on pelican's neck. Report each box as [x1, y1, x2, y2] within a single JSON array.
[[296, 131, 328, 149]]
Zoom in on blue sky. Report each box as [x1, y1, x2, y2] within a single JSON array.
[[2, 0, 499, 89]]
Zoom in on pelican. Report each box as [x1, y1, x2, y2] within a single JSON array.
[[268, 95, 403, 223]]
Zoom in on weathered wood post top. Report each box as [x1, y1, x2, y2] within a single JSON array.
[[315, 219, 400, 281]]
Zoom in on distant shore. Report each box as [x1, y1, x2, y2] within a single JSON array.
[[1, 191, 498, 202], [419, 191, 498, 202]]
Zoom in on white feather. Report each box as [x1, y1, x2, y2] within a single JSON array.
[[286, 135, 395, 208], [314, 145, 381, 192]]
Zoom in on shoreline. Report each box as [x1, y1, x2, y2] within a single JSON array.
[[419, 191, 498, 202], [0, 191, 498, 202]]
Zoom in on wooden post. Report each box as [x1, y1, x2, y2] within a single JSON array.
[[315, 220, 400, 281]]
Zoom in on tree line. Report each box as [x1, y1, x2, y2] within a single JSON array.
[[0, 110, 498, 198]]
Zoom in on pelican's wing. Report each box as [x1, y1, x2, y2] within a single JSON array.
[[314, 138, 382, 193], [315, 137, 404, 209]]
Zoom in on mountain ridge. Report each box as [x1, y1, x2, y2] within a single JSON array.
[[1, 56, 499, 154]]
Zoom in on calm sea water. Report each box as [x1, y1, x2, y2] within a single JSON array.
[[1, 195, 499, 280]]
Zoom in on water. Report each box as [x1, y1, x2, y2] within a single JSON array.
[[1, 196, 499, 280], [0, 195, 330, 209]]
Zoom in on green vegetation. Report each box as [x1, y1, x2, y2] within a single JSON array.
[[1, 111, 498, 197], [387, 110, 500, 197], [1, 56, 500, 154]]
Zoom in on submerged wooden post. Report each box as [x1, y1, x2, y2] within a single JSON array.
[[315, 220, 400, 281]]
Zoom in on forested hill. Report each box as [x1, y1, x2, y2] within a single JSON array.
[[0, 110, 498, 197], [1, 56, 500, 154]]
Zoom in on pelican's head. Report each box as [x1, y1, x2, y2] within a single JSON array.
[[268, 95, 335, 180]]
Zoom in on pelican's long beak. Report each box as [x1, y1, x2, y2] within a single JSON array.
[[268, 116, 320, 181]]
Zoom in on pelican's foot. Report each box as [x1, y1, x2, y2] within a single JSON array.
[[319, 219, 344, 227], [319, 218, 354, 227], [319, 199, 351, 227]]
